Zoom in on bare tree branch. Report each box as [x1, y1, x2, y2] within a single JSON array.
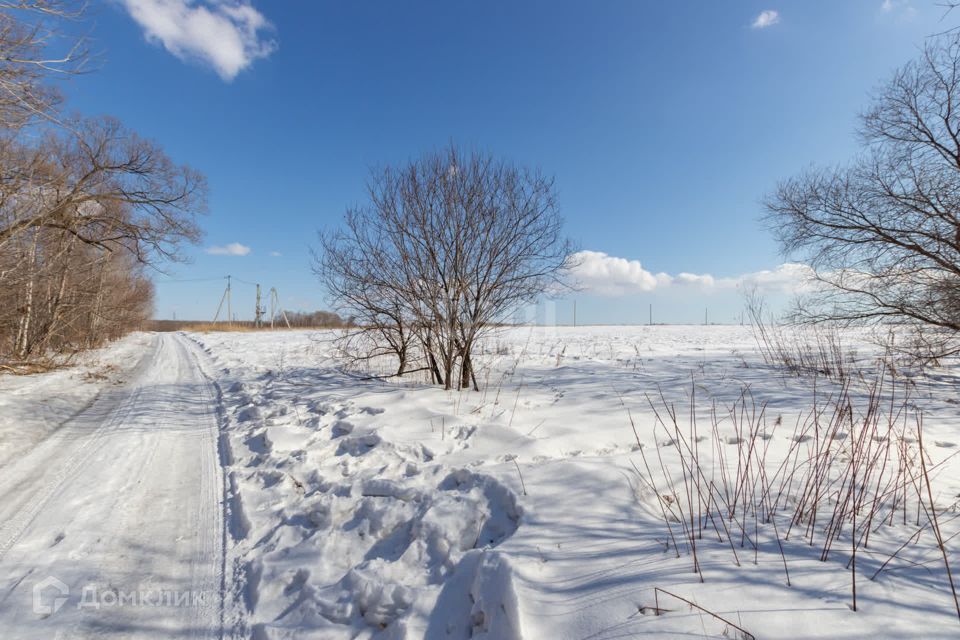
[[766, 33, 960, 359]]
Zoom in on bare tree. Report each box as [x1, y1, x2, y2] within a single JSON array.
[[0, 117, 206, 361], [0, 3, 205, 366], [1, 224, 156, 362], [0, 1, 89, 129], [0, 116, 206, 259], [314, 207, 418, 376], [765, 33, 960, 358], [315, 145, 574, 389]]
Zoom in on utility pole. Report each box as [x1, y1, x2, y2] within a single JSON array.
[[212, 276, 230, 325], [226, 275, 232, 328], [269, 288, 291, 329], [255, 284, 263, 329], [649, 303, 652, 326], [573, 300, 576, 327], [705, 307, 708, 325]]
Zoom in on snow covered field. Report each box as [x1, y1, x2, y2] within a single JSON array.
[[1, 325, 959, 639], [192, 325, 960, 639]]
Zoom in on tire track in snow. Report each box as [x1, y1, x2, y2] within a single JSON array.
[[182, 333, 246, 640], [0, 339, 161, 563], [0, 333, 227, 639]]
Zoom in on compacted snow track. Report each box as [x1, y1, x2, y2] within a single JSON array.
[[0, 333, 224, 639]]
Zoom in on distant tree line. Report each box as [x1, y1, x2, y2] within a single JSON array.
[[150, 310, 346, 332], [315, 145, 573, 390], [0, 3, 205, 365], [283, 310, 348, 328]]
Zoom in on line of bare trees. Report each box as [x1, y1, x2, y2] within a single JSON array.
[[315, 145, 573, 390], [0, 2, 206, 366], [283, 310, 347, 328]]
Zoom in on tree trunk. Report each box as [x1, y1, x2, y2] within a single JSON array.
[[460, 348, 472, 390], [14, 233, 39, 359], [396, 344, 407, 377], [31, 258, 70, 356], [88, 255, 107, 348], [428, 350, 442, 386]]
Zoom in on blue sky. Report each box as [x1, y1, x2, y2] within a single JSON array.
[[60, 0, 949, 323]]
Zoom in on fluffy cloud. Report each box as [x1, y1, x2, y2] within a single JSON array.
[[728, 263, 817, 293], [570, 250, 663, 295], [121, 0, 276, 81], [879, 0, 916, 20], [751, 10, 780, 29], [570, 251, 815, 297], [206, 242, 251, 256]]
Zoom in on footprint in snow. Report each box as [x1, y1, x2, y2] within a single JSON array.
[[335, 434, 381, 456], [237, 405, 262, 423], [332, 420, 354, 437], [454, 425, 476, 441]]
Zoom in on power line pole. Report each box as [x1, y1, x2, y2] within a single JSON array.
[[254, 284, 263, 328], [212, 277, 230, 325], [649, 303, 652, 326], [573, 300, 577, 327], [269, 288, 291, 329], [226, 275, 232, 328]]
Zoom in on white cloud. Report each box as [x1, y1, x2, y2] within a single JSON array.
[[570, 250, 662, 295], [269, 250, 282, 257], [206, 242, 251, 256], [722, 263, 817, 293], [879, 0, 916, 20], [570, 250, 815, 297], [121, 0, 276, 81], [751, 9, 780, 29]]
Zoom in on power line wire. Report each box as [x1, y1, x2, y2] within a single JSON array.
[[155, 276, 228, 284], [156, 275, 261, 286]]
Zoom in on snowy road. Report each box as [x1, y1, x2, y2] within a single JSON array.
[[0, 333, 224, 639]]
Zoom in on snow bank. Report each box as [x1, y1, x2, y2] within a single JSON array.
[[0, 332, 152, 469]]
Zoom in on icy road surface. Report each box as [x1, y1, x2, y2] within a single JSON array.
[[0, 333, 223, 639]]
